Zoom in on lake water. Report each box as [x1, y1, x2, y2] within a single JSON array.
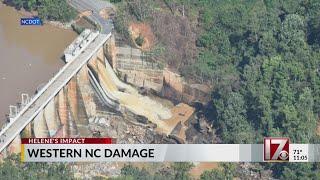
[[0, 3, 77, 125]]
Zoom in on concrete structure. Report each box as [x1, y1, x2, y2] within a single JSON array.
[[104, 35, 164, 92], [0, 33, 111, 153], [64, 29, 99, 62], [0, 32, 175, 154], [115, 47, 164, 91]]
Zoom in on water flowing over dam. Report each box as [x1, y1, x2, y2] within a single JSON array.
[[88, 56, 172, 128]]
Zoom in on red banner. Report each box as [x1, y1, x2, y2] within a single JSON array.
[[21, 138, 115, 144]]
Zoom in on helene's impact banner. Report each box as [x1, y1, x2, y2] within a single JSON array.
[[21, 138, 320, 162]]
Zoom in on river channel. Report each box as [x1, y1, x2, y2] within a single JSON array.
[[0, 3, 77, 125]]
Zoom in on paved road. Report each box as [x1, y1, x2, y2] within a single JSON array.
[[68, 0, 114, 34], [0, 33, 111, 153]]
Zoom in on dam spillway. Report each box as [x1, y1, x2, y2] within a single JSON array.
[[0, 31, 174, 155]]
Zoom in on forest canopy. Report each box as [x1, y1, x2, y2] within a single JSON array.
[[188, 0, 320, 145]]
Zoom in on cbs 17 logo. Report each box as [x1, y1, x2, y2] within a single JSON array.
[[264, 138, 289, 162]]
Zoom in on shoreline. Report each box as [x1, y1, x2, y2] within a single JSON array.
[[46, 20, 74, 30], [1, 1, 75, 30]]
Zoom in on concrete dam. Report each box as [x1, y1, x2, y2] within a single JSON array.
[[0, 30, 174, 156]]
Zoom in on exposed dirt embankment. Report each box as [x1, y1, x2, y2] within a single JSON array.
[[129, 22, 156, 50]]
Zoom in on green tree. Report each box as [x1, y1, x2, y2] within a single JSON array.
[[280, 14, 306, 53], [171, 162, 194, 180], [11, 0, 25, 9], [258, 31, 277, 56], [0, 154, 74, 179], [26, 0, 37, 11], [215, 92, 254, 143], [200, 169, 225, 180], [120, 164, 152, 180]]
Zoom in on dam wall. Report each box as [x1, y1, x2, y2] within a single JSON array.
[[0, 33, 194, 157]]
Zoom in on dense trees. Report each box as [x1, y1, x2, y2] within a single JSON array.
[[268, 162, 320, 179], [37, 0, 77, 22], [214, 92, 254, 143], [111, 163, 194, 180], [174, 0, 320, 145], [200, 169, 225, 180], [6, 0, 76, 22], [0, 154, 73, 179], [114, 163, 236, 180], [183, 0, 320, 178]]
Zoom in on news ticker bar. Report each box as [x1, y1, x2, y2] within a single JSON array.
[[21, 143, 320, 162]]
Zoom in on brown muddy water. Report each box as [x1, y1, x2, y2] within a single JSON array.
[[0, 4, 77, 125]]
